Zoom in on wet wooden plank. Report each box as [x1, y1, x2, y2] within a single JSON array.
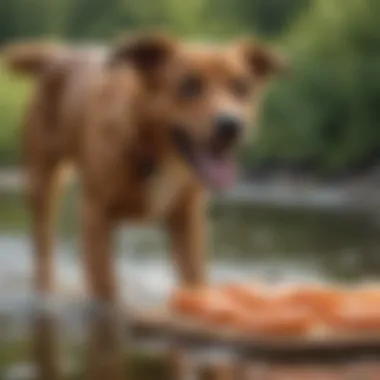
[[129, 311, 380, 364]]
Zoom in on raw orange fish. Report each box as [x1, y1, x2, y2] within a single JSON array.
[[348, 287, 380, 305], [222, 283, 278, 309], [276, 285, 347, 323], [326, 298, 380, 332], [170, 288, 245, 326], [235, 304, 316, 336], [327, 310, 380, 332], [222, 283, 344, 317], [315, 287, 380, 330], [170, 284, 380, 337]]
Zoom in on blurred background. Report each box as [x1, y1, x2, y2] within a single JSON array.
[[1, 0, 380, 378]]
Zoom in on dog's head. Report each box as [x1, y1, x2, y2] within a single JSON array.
[[110, 32, 288, 189]]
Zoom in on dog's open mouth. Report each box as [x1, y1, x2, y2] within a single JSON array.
[[171, 128, 237, 190]]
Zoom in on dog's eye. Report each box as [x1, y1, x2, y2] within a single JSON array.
[[177, 75, 204, 99], [230, 77, 250, 98]]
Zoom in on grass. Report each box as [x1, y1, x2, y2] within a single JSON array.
[[0, 61, 33, 167]]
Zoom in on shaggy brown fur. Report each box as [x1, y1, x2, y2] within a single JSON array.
[[4, 32, 287, 303]]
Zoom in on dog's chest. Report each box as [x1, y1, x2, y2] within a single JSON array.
[[146, 159, 192, 219]]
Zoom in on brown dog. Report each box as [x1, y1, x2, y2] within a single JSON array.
[[5, 33, 286, 304]]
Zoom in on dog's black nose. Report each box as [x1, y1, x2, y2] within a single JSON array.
[[214, 114, 243, 141]]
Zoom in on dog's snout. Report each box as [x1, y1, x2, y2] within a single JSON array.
[[214, 114, 243, 141]]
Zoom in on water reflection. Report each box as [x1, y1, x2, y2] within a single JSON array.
[[1, 191, 380, 378], [0, 192, 379, 302]]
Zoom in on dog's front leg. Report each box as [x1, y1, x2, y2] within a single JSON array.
[[167, 188, 208, 379], [81, 198, 117, 301], [81, 197, 125, 380], [167, 187, 208, 288]]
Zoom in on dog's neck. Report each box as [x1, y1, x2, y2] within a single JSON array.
[[130, 118, 169, 181], [137, 155, 156, 180]]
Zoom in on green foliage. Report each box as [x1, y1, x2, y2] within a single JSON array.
[[0, 0, 380, 174], [0, 0, 308, 167], [0, 65, 31, 166], [204, 0, 312, 37], [0, 0, 306, 42], [250, 0, 380, 174]]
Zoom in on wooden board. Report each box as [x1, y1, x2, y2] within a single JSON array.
[[48, 288, 380, 362], [128, 310, 380, 363]]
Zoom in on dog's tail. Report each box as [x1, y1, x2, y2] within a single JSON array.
[[2, 42, 65, 76]]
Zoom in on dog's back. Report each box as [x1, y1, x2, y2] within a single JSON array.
[[4, 43, 111, 161]]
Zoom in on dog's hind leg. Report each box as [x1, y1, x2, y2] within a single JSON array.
[[26, 159, 69, 380], [18, 44, 72, 380], [27, 161, 69, 294]]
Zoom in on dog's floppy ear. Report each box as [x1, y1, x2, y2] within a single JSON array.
[[239, 39, 289, 79], [109, 32, 176, 71]]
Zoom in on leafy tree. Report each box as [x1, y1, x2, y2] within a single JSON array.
[[249, 0, 380, 175]]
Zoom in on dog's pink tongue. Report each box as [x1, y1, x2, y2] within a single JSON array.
[[197, 153, 237, 190]]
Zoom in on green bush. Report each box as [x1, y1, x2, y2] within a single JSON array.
[[0, 63, 32, 166], [245, 0, 380, 175], [2, 0, 380, 176]]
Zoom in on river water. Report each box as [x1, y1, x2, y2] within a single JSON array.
[[1, 190, 380, 377], [0, 190, 380, 305]]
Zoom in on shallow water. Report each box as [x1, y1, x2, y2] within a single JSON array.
[[1, 190, 380, 377], [0, 190, 379, 305]]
